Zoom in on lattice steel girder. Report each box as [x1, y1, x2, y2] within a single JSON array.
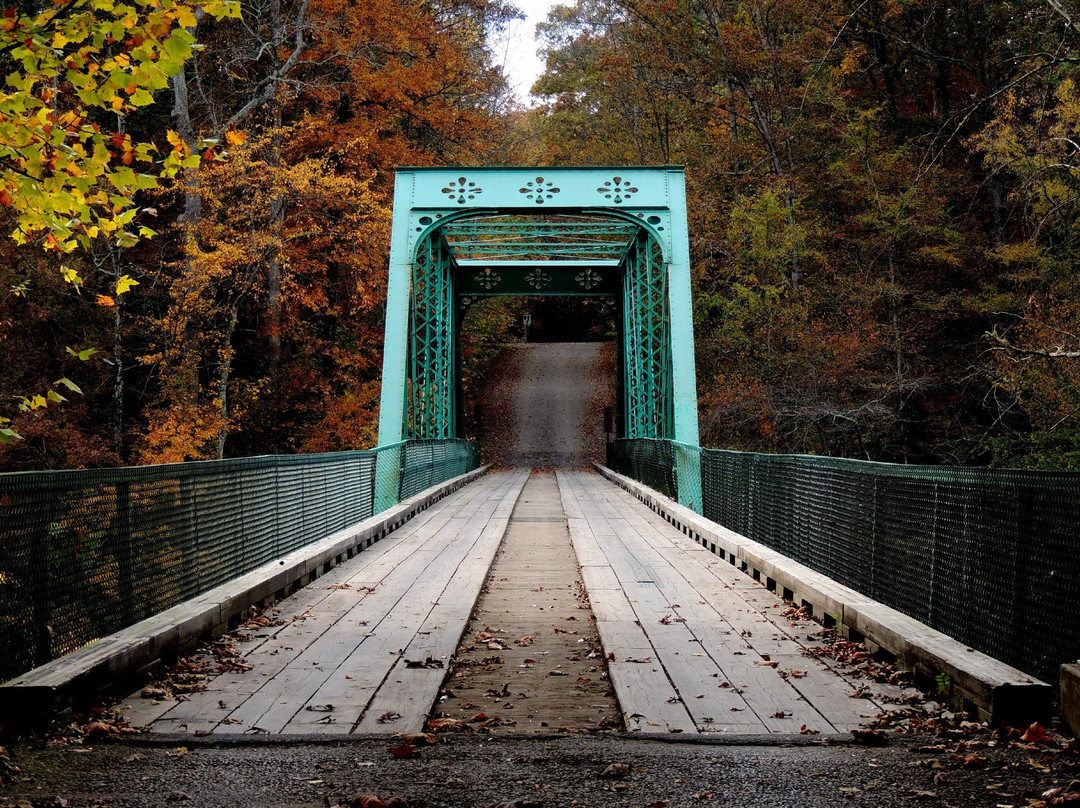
[[409, 235, 456, 439], [623, 231, 673, 439], [378, 167, 699, 457], [449, 244, 630, 258], [457, 262, 620, 296]]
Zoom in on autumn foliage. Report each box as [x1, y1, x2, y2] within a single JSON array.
[[0, 0, 517, 468], [528, 0, 1080, 467], [4, 0, 1080, 470]]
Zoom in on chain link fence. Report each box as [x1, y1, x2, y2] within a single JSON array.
[[0, 439, 478, 683], [612, 438, 1080, 684]]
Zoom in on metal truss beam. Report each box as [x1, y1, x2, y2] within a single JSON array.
[[378, 168, 700, 486]]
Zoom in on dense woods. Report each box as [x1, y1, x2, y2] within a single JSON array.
[[3, 0, 1080, 470], [529, 0, 1080, 467]]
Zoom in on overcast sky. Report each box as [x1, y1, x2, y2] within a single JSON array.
[[492, 0, 563, 106]]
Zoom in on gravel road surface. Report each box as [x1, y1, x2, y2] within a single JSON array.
[[478, 343, 613, 469], [2, 731, 1075, 808]]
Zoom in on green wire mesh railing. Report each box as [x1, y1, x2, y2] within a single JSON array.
[[0, 439, 478, 684], [611, 438, 1080, 684]]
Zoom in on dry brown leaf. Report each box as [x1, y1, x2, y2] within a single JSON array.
[[600, 763, 630, 779]]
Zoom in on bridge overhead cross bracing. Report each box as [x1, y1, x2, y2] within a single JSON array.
[[377, 166, 699, 465]]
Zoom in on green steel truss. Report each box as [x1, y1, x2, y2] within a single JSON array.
[[379, 167, 699, 459], [409, 235, 456, 439], [622, 231, 673, 439]]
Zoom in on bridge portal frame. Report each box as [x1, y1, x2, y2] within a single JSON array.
[[377, 166, 699, 451]]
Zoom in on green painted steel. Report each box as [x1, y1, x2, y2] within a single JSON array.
[[458, 263, 620, 298], [378, 167, 700, 501], [622, 229, 672, 439], [410, 235, 456, 439]]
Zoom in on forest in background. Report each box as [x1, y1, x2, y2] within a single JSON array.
[[3, 0, 1080, 470]]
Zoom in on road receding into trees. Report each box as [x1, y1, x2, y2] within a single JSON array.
[[476, 342, 614, 468]]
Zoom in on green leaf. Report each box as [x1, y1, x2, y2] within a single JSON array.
[[0, 427, 22, 443], [129, 87, 155, 106], [55, 377, 83, 393], [47, 389, 67, 403]]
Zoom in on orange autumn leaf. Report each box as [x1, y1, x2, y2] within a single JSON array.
[[224, 129, 248, 146], [96, 294, 115, 307], [1021, 722, 1050, 743]]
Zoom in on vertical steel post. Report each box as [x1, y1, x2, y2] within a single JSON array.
[[665, 170, 701, 507], [375, 172, 415, 509]]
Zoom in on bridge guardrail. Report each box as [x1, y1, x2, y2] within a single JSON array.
[[0, 439, 478, 684], [611, 438, 1080, 686]]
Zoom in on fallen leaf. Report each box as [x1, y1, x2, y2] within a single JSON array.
[[388, 744, 418, 759], [1021, 722, 1050, 743], [346, 796, 384, 808], [955, 753, 988, 769], [600, 763, 630, 779], [852, 729, 889, 746], [399, 733, 437, 746]]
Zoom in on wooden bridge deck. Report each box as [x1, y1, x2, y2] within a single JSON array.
[[121, 469, 901, 737], [558, 471, 900, 735]]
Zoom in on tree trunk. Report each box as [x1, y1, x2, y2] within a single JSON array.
[[266, 109, 286, 374], [992, 173, 1005, 248], [113, 293, 124, 458], [216, 301, 241, 459]]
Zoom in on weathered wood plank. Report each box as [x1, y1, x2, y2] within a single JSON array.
[[560, 470, 872, 735], [138, 471, 529, 735]]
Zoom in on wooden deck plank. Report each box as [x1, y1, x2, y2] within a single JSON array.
[[282, 469, 529, 735], [351, 511, 518, 734], [559, 470, 889, 736], [137, 483, 496, 731], [607, 661, 700, 735], [134, 471, 528, 735], [597, 485, 838, 734], [252, 474, 526, 735]]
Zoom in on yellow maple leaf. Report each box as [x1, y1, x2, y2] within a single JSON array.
[[115, 274, 139, 295], [224, 129, 248, 147]]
